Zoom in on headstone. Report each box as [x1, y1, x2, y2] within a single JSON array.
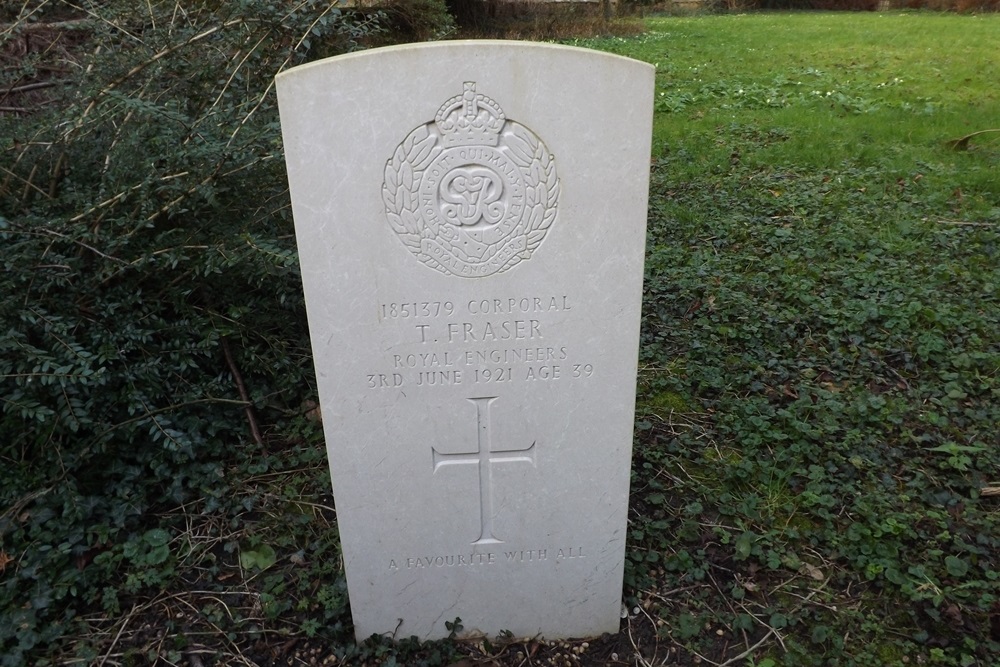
[[276, 41, 654, 642]]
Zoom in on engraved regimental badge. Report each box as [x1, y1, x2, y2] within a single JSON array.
[[382, 82, 560, 278]]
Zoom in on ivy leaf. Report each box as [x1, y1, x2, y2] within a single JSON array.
[[734, 531, 756, 561], [147, 544, 170, 566], [944, 555, 969, 577], [143, 529, 170, 547], [240, 544, 277, 571]]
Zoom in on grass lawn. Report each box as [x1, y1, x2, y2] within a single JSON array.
[[571, 11, 1000, 667], [2, 10, 998, 667]]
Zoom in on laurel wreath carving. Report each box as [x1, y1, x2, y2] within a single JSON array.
[[382, 120, 559, 276], [504, 122, 559, 259], [382, 124, 439, 255]]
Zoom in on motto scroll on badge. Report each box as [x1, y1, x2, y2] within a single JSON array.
[[382, 82, 560, 278]]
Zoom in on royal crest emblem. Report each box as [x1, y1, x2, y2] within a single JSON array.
[[382, 82, 560, 278]]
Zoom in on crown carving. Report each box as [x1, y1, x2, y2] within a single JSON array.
[[435, 82, 505, 147]]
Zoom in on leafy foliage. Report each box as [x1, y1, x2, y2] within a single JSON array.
[[379, 0, 457, 41], [0, 1, 387, 663], [599, 13, 1000, 666], [629, 146, 999, 664]]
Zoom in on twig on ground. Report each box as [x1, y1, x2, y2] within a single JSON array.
[[678, 643, 721, 667], [734, 599, 788, 653], [625, 614, 655, 667], [641, 584, 707, 603], [782, 588, 841, 612], [260, 493, 336, 517], [706, 570, 750, 651], [947, 128, 1000, 150], [221, 337, 265, 448], [715, 629, 777, 667], [95, 603, 138, 667]]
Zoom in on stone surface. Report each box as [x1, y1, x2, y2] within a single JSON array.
[[276, 41, 654, 641]]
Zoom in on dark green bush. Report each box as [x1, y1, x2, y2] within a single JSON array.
[[0, 1, 385, 662], [380, 0, 457, 41]]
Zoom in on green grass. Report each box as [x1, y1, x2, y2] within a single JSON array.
[[574, 12, 999, 215], [573, 12, 1000, 667]]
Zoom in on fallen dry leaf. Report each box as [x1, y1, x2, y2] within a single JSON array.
[[800, 563, 825, 581], [303, 400, 322, 423]]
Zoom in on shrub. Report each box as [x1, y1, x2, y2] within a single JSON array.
[[0, 1, 384, 662], [380, 0, 457, 41]]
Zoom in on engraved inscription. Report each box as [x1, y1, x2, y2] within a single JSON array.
[[387, 546, 585, 571], [379, 301, 455, 319], [432, 397, 535, 545], [366, 294, 595, 389], [378, 296, 568, 320], [383, 83, 559, 278]]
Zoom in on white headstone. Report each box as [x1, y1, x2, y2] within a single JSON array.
[[276, 41, 654, 642]]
